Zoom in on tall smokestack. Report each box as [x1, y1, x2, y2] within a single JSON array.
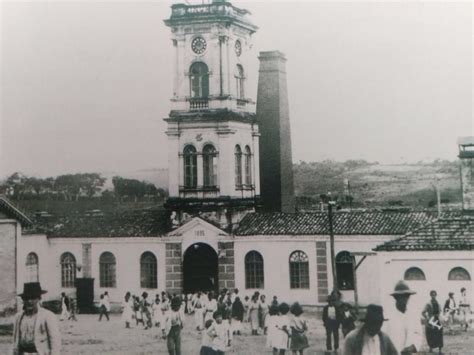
[[256, 51, 295, 213]]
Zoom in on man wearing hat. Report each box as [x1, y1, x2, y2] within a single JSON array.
[[384, 280, 423, 354], [342, 304, 397, 355], [12, 282, 61, 355]]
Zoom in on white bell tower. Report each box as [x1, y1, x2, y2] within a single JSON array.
[[164, 1, 260, 231]]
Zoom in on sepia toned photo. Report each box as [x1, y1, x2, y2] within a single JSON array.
[[0, 0, 473, 354]]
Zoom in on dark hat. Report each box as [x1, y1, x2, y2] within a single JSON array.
[[290, 302, 303, 316], [390, 280, 416, 296], [18, 282, 47, 299], [362, 304, 388, 323]]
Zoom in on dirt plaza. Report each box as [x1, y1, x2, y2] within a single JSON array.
[[1, 309, 473, 354]]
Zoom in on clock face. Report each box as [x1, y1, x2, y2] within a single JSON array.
[[235, 40, 242, 57], [191, 37, 207, 55]]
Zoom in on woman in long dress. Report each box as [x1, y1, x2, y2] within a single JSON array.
[[122, 292, 134, 328], [204, 292, 218, 322], [248, 294, 260, 335], [422, 290, 443, 353]]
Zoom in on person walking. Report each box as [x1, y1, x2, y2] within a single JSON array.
[[13, 282, 61, 355], [289, 302, 309, 355], [59, 292, 70, 321], [164, 297, 184, 355], [98, 294, 110, 321], [322, 293, 341, 352], [342, 304, 397, 355], [444, 292, 457, 333], [384, 280, 423, 354], [422, 290, 443, 353], [459, 287, 470, 331]]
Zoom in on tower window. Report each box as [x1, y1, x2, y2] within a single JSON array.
[[190, 62, 209, 98], [183, 145, 198, 188], [236, 64, 245, 99], [203, 144, 217, 187], [244, 145, 252, 185], [235, 145, 242, 186]]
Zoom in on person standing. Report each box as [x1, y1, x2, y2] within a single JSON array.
[[209, 310, 230, 355], [384, 280, 423, 354], [204, 292, 218, 323], [193, 292, 204, 330], [289, 302, 309, 355], [164, 297, 184, 355], [248, 294, 260, 335], [322, 294, 341, 352], [122, 292, 134, 328], [444, 292, 457, 333], [273, 302, 291, 355], [231, 296, 244, 336], [13, 282, 61, 355], [259, 294, 270, 335], [59, 292, 70, 321], [422, 290, 443, 353], [341, 302, 356, 337], [458, 287, 470, 331], [342, 304, 397, 355]]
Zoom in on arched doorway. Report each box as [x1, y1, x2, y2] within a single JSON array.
[[183, 243, 218, 293]]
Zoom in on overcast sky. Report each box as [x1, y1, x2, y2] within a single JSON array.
[[1, 0, 472, 178]]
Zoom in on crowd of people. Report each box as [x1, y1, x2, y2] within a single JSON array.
[[10, 281, 472, 355]]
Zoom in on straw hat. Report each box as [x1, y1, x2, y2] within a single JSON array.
[[390, 280, 416, 296]]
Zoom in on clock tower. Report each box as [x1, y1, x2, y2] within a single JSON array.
[[164, 1, 260, 231]]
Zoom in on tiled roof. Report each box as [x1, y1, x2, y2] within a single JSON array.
[[24, 208, 170, 238], [374, 216, 474, 251], [234, 211, 456, 236], [0, 196, 33, 227]]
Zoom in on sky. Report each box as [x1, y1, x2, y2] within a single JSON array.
[[1, 0, 472, 178]]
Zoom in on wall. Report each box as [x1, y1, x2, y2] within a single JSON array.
[[377, 250, 474, 322], [0, 220, 19, 314]]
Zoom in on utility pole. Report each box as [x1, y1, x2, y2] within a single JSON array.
[[328, 199, 338, 292]]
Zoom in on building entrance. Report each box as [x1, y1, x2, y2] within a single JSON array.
[[183, 243, 218, 294]]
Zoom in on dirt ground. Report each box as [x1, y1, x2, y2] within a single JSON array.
[[1, 310, 473, 354]]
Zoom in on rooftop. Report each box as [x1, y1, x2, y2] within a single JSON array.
[[374, 216, 474, 251], [234, 210, 455, 236]]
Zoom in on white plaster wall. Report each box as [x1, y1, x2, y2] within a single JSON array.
[[377, 251, 474, 319], [234, 238, 319, 305], [18, 235, 169, 304]]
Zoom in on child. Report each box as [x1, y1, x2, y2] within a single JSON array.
[[209, 310, 230, 355], [98, 294, 110, 321], [266, 304, 279, 349], [200, 319, 215, 355], [122, 292, 134, 328], [340, 302, 356, 337], [152, 295, 161, 328], [273, 302, 291, 355], [134, 295, 144, 326], [289, 302, 309, 355], [164, 297, 183, 355]]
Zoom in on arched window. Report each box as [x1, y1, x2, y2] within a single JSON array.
[[236, 64, 245, 99], [183, 145, 197, 188], [60, 252, 76, 288], [140, 252, 157, 289], [99, 252, 116, 288], [203, 144, 217, 187], [26, 252, 39, 282], [336, 251, 354, 290], [235, 145, 242, 187], [289, 251, 309, 289], [244, 145, 252, 185], [190, 62, 209, 98], [245, 251, 264, 289], [448, 267, 471, 281], [404, 267, 426, 281]]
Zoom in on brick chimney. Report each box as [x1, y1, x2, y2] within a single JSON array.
[[458, 137, 474, 213], [256, 51, 295, 213]]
